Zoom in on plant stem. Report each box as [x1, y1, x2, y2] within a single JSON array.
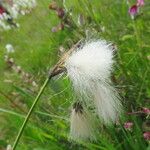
[[133, 20, 141, 48], [12, 77, 50, 150]]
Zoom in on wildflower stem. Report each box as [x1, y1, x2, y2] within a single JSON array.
[[133, 20, 141, 48], [12, 77, 50, 150]]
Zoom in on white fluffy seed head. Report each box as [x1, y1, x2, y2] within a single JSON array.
[[65, 40, 114, 95], [69, 103, 97, 141], [66, 40, 114, 81], [65, 39, 122, 124]]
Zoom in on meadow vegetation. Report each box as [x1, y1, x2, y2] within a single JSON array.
[[0, 0, 150, 149]]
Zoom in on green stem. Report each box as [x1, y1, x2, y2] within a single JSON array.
[[12, 77, 51, 150], [133, 20, 141, 48]]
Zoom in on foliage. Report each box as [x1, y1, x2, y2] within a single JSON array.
[[0, 0, 150, 149]]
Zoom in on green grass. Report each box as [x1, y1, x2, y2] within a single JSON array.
[[0, 0, 150, 149]]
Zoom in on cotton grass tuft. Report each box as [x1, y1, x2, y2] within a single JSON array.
[[69, 102, 97, 141], [65, 39, 122, 125]]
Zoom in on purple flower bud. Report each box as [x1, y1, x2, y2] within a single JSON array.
[[124, 122, 133, 130], [128, 5, 138, 19], [137, 0, 144, 6], [56, 8, 65, 18], [143, 132, 150, 140], [0, 5, 6, 14]]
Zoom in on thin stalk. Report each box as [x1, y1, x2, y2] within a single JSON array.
[[12, 41, 79, 150], [133, 20, 141, 48], [12, 77, 51, 150]]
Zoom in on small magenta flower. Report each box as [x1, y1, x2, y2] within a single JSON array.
[[137, 0, 144, 6], [124, 122, 133, 130], [0, 5, 6, 14], [143, 132, 150, 140], [142, 107, 150, 115], [129, 5, 138, 19]]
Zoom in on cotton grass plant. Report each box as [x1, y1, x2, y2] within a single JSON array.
[[12, 39, 122, 149], [69, 102, 97, 141], [66, 40, 122, 125]]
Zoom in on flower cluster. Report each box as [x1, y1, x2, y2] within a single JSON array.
[[124, 122, 134, 131], [49, 1, 73, 32], [125, 107, 150, 141], [64, 39, 122, 141], [0, 3, 16, 30], [128, 0, 144, 19], [124, 121, 150, 141], [0, 0, 36, 31], [4, 44, 38, 90], [12, 0, 37, 16]]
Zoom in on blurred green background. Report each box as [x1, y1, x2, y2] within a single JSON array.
[[0, 0, 150, 149]]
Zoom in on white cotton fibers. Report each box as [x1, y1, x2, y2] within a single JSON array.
[[69, 102, 97, 141], [65, 39, 122, 125]]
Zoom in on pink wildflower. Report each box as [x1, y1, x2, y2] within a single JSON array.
[[0, 5, 6, 14], [137, 0, 144, 6], [143, 132, 150, 140], [142, 107, 150, 115], [124, 122, 133, 130], [128, 5, 138, 19]]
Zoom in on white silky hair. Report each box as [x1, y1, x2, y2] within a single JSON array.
[[93, 82, 122, 124], [65, 39, 122, 124], [69, 106, 96, 141]]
